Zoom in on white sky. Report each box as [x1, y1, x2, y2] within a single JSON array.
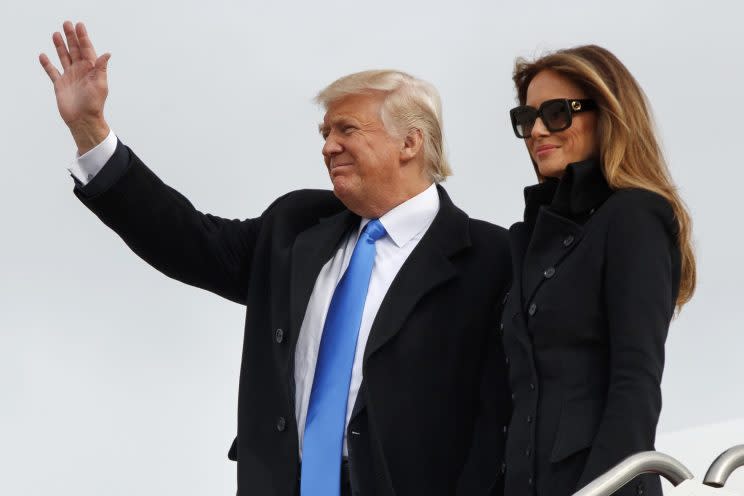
[[2, 0, 743, 494]]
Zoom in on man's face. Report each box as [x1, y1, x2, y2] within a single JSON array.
[[320, 93, 402, 216]]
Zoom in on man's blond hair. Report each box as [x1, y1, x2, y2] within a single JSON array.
[[316, 70, 452, 183]]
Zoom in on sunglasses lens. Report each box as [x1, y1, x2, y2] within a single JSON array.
[[542, 100, 571, 132], [512, 107, 536, 138]]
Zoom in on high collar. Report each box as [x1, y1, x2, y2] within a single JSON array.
[[522, 159, 613, 223]]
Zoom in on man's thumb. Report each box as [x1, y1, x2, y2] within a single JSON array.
[[95, 53, 111, 72]]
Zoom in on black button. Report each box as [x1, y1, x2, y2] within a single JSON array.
[[275, 416, 286, 432], [530, 383, 535, 391], [511, 393, 516, 401], [528, 303, 537, 316], [501, 462, 507, 474], [528, 477, 534, 486], [543, 267, 556, 278], [274, 328, 284, 344], [499, 322, 504, 332], [503, 292, 509, 304], [636, 484, 644, 495], [563, 235, 575, 247], [503, 425, 508, 434], [526, 415, 532, 423], [526, 447, 531, 457], [505, 356, 510, 366]]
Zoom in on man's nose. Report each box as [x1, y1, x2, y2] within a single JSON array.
[[322, 135, 343, 157], [530, 117, 551, 139]]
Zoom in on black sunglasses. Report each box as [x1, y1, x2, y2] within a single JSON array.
[[509, 98, 597, 138]]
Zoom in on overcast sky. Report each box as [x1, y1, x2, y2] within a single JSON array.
[[2, 0, 743, 494]]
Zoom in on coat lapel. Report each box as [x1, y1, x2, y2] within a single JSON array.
[[521, 209, 583, 307], [507, 221, 533, 353], [348, 186, 469, 423], [288, 209, 358, 367], [361, 185, 469, 365]]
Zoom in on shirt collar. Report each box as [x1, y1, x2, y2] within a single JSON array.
[[359, 183, 440, 248]]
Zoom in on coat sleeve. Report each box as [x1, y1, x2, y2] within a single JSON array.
[[576, 191, 679, 495], [74, 140, 280, 305]]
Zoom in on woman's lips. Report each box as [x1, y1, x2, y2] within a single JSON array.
[[535, 145, 558, 158]]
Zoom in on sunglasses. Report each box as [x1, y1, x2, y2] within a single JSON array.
[[510, 98, 597, 138]]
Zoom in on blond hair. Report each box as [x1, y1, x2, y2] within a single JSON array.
[[316, 70, 452, 183], [513, 45, 696, 308]]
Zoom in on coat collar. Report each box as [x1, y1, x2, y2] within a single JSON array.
[[523, 159, 613, 224]]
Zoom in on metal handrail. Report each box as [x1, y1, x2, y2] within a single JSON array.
[[572, 451, 694, 496], [703, 445, 744, 488]]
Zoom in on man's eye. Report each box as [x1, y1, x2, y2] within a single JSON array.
[[343, 126, 356, 134]]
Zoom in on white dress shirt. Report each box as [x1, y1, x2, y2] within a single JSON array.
[[70, 133, 441, 456]]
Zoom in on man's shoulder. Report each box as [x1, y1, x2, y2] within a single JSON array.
[[467, 217, 509, 239], [466, 218, 510, 258], [264, 188, 345, 218]]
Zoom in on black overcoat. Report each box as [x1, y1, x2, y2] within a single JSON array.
[[73, 141, 512, 496], [501, 160, 681, 496]]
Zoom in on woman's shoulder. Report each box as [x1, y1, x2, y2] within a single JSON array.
[[601, 187, 678, 238]]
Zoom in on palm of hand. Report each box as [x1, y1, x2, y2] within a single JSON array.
[[40, 21, 110, 127], [54, 58, 108, 125]]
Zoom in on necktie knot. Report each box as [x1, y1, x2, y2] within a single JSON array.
[[362, 219, 386, 243]]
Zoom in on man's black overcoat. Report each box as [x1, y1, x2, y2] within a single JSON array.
[[74, 141, 512, 496]]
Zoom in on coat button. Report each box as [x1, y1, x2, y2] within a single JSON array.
[[501, 462, 507, 474], [526, 415, 532, 423], [503, 424, 508, 434], [503, 292, 509, 304], [274, 328, 284, 344], [636, 483, 644, 495], [275, 416, 287, 432], [528, 303, 537, 316], [511, 393, 516, 401], [530, 383, 535, 391], [528, 477, 534, 486], [526, 448, 531, 457], [505, 356, 510, 366], [563, 235, 575, 247], [499, 322, 504, 333], [543, 267, 556, 278]]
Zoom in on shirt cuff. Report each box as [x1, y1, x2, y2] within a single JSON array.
[[67, 129, 118, 185]]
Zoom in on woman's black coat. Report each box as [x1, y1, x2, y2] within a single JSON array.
[[500, 160, 681, 496]]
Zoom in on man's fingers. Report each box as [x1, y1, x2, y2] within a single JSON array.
[[39, 53, 61, 83], [76, 22, 97, 62], [52, 31, 71, 70], [94, 52, 111, 73], [63, 20, 82, 62]]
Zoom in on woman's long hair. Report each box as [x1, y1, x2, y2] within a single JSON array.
[[513, 45, 695, 308]]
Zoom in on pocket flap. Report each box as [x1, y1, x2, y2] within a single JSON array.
[[549, 399, 603, 463]]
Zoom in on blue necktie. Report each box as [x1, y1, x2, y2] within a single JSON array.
[[301, 219, 387, 496]]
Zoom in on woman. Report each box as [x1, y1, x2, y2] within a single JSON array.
[[500, 45, 695, 496]]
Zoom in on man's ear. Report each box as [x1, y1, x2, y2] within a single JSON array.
[[400, 128, 424, 163]]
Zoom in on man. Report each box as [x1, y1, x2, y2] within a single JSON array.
[[40, 21, 511, 496]]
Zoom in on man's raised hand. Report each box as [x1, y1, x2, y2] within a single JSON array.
[[39, 21, 111, 155]]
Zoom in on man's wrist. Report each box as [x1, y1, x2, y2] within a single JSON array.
[[69, 117, 111, 155]]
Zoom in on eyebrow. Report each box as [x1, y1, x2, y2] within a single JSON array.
[[318, 116, 356, 136]]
